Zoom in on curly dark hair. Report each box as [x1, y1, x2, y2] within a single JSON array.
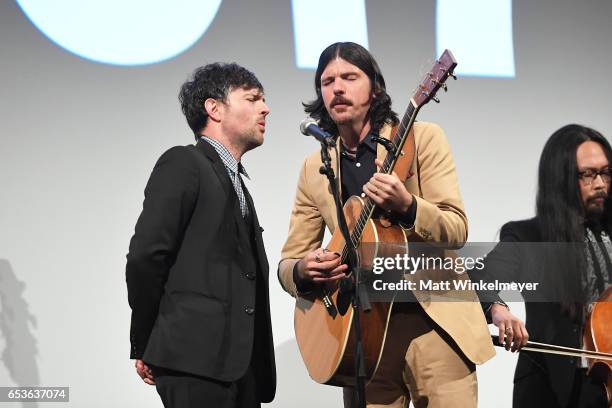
[[179, 63, 263, 140], [303, 42, 398, 135]]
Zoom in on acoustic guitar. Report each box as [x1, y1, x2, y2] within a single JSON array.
[[294, 50, 458, 386]]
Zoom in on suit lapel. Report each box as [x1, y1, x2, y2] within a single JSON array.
[[195, 140, 233, 195], [233, 178, 250, 247], [242, 184, 270, 279], [377, 124, 417, 188], [194, 140, 247, 236]]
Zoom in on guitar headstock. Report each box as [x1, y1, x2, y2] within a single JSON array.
[[412, 49, 457, 108]]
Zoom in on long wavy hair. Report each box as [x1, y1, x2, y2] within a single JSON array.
[[303, 42, 398, 135]]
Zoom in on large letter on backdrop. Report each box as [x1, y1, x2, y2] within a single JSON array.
[[16, 0, 223, 66], [291, 0, 369, 70], [436, 0, 515, 77]]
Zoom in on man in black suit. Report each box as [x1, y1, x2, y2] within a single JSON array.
[[126, 63, 275, 408], [478, 124, 610, 407]]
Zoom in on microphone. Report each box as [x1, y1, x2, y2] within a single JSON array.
[[300, 118, 335, 147]]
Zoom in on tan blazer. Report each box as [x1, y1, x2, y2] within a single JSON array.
[[279, 121, 495, 365]]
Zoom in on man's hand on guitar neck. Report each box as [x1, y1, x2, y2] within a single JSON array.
[[296, 248, 348, 284], [363, 159, 414, 214]]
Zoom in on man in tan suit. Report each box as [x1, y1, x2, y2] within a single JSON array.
[[279, 42, 494, 407]]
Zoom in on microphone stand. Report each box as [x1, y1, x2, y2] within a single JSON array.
[[318, 138, 370, 408]]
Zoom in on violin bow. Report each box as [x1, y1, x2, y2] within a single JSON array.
[[491, 335, 612, 361]]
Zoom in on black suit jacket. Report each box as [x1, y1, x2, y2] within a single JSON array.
[[126, 140, 276, 402], [478, 218, 583, 407]]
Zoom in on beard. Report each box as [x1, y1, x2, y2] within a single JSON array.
[[584, 193, 607, 225], [333, 115, 353, 126], [585, 203, 605, 218], [242, 129, 264, 152]]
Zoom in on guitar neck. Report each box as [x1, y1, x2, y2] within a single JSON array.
[[342, 49, 457, 257], [382, 101, 418, 175], [345, 101, 420, 253]]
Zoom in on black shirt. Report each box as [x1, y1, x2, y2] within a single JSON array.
[[340, 134, 378, 203], [340, 132, 416, 224]]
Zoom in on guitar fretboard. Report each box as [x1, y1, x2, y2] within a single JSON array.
[[341, 101, 418, 262]]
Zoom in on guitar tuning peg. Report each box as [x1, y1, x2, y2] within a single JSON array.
[[441, 83, 448, 92], [449, 72, 457, 80], [431, 96, 440, 103]]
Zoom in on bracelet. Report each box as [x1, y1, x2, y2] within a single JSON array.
[[493, 300, 510, 311]]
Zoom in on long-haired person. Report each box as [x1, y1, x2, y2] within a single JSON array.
[[482, 124, 610, 407]]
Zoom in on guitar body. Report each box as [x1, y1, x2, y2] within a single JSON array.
[[294, 196, 408, 386]]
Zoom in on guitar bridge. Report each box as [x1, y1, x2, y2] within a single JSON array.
[[322, 293, 338, 318]]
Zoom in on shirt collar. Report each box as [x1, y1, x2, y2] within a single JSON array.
[[200, 136, 250, 179], [362, 132, 378, 153], [341, 131, 378, 154]]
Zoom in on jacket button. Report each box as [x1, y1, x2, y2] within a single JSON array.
[[245, 307, 255, 315], [245, 272, 256, 280]]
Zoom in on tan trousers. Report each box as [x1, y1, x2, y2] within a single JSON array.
[[343, 303, 477, 408]]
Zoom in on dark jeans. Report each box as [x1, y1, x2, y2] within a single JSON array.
[[513, 367, 607, 408], [151, 364, 260, 408]]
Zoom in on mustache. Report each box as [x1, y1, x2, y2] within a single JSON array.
[[331, 96, 352, 107], [588, 191, 608, 202]]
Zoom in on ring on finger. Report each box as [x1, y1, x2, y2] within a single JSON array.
[[315, 254, 321, 263], [505, 327, 513, 334]]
